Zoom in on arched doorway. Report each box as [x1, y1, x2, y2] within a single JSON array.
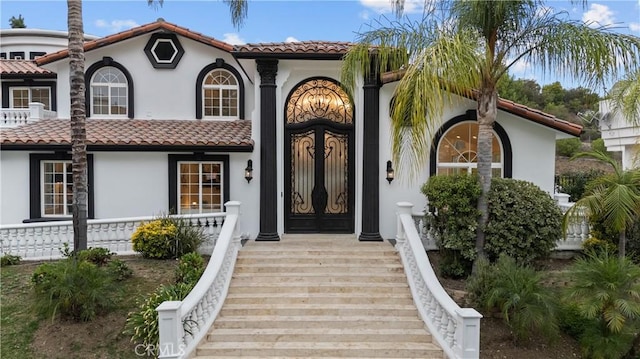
[[284, 77, 355, 233]]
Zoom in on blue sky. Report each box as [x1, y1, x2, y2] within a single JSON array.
[[1, 0, 639, 90]]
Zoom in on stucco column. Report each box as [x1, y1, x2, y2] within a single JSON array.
[[359, 63, 383, 241], [256, 59, 280, 241]]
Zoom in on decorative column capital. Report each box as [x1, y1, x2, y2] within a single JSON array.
[[256, 59, 279, 84]]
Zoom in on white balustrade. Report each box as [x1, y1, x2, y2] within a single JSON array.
[[397, 202, 481, 359], [1, 102, 57, 127], [157, 201, 242, 359], [0, 212, 226, 260]]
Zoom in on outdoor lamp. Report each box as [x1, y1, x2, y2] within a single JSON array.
[[245, 160, 253, 183], [386, 160, 394, 184]]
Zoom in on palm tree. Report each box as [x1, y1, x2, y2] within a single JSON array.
[[148, 0, 248, 29], [608, 69, 640, 126], [68, 0, 88, 251], [341, 0, 640, 264], [563, 150, 640, 258], [9, 14, 26, 28]]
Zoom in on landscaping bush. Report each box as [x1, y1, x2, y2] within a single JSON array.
[[556, 138, 582, 157], [484, 178, 562, 265], [1, 254, 21, 267], [591, 138, 609, 156], [555, 170, 604, 201], [581, 237, 617, 255], [31, 258, 117, 322], [131, 215, 206, 259], [175, 252, 205, 285], [107, 259, 134, 281], [465, 257, 498, 309], [590, 213, 640, 263], [484, 256, 560, 343], [124, 282, 194, 348], [77, 247, 113, 266], [557, 301, 597, 340], [564, 250, 640, 358]]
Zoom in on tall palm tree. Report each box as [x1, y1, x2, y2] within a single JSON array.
[[68, 0, 88, 251], [148, 0, 248, 29], [563, 150, 640, 258], [341, 0, 640, 264], [608, 69, 640, 126]]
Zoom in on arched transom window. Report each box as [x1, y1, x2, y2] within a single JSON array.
[[90, 67, 128, 116], [203, 69, 238, 118], [437, 122, 503, 177]]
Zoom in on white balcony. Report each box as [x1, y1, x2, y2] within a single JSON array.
[[1, 102, 56, 127]]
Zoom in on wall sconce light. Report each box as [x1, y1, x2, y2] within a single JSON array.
[[386, 160, 394, 184], [244, 159, 253, 183]]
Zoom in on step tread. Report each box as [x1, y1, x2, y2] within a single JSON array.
[[208, 328, 430, 335], [198, 341, 440, 350]]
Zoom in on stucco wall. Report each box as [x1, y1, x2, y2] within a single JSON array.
[[0, 151, 30, 224]]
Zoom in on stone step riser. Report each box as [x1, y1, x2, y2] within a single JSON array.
[[233, 266, 404, 274], [230, 275, 406, 284], [224, 296, 413, 305], [212, 318, 426, 330], [227, 285, 410, 295], [196, 346, 442, 358], [236, 257, 401, 265], [219, 307, 419, 317], [207, 333, 431, 343], [239, 249, 399, 256]]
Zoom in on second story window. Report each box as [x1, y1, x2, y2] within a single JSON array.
[[10, 87, 51, 110], [202, 69, 238, 119], [91, 66, 127, 117]]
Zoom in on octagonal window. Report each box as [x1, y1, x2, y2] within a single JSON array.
[[144, 33, 184, 69]]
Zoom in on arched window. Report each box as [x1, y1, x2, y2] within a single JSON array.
[[436, 121, 503, 177], [202, 69, 238, 119], [90, 67, 128, 117]]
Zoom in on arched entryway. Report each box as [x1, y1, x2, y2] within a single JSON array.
[[284, 77, 355, 233]]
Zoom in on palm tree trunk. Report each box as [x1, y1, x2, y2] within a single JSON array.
[[618, 230, 626, 258], [68, 0, 88, 252], [475, 86, 498, 265]]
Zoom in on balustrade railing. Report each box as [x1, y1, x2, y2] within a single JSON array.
[[1, 102, 56, 127], [0, 212, 225, 260], [157, 201, 242, 359], [397, 202, 481, 359]]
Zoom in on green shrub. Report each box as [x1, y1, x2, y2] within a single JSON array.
[[1, 254, 21, 266], [582, 237, 617, 255], [107, 259, 133, 281], [591, 138, 609, 155], [484, 178, 562, 265], [77, 247, 113, 266], [555, 170, 604, 201], [465, 257, 498, 309], [422, 174, 481, 277], [124, 282, 194, 348], [484, 256, 560, 343], [556, 138, 582, 157], [590, 214, 640, 263], [131, 216, 206, 259], [175, 252, 205, 285], [557, 301, 597, 340], [31, 258, 117, 322]]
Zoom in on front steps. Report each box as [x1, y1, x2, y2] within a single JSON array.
[[193, 234, 444, 358]]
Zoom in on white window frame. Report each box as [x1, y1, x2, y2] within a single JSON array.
[[436, 121, 504, 177], [202, 69, 239, 120], [9, 87, 51, 110], [41, 160, 72, 217], [177, 161, 225, 214], [90, 66, 128, 118]]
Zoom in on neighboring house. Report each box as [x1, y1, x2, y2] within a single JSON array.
[[598, 100, 639, 170], [0, 20, 583, 241]]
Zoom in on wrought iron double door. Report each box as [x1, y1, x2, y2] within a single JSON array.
[[285, 122, 354, 233]]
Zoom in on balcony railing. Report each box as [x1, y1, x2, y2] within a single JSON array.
[[0, 212, 226, 260], [1, 102, 56, 127]]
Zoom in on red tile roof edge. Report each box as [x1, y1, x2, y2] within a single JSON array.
[[35, 20, 234, 66], [380, 70, 582, 137]]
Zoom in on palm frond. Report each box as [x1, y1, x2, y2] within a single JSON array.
[[607, 69, 640, 126]]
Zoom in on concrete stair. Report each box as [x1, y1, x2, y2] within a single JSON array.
[[193, 234, 444, 358]]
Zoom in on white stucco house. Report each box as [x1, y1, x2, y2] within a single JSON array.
[[598, 100, 639, 170], [0, 20, 583, 241]]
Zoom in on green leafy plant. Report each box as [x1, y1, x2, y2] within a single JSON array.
[[484, 178, 562, 265], [124, 282, 194, 348], [555, 170, 605, 201], [1, 254, 21, 267], [465, 256, 498, 309], [556, 138, 582, 157], [31, 258, 117, 322], [107, 259, 133, 281], [77, 247, 113, 265], [131, 215, 206, 259], [175, 252, 205, 285], [564, 250, 640, 358], [582, 237, 617, 255], [484, 256, 560, 343]]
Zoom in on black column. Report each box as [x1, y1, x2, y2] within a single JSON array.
[[359, 63, 383, 241], [256, 59, 280, 241]]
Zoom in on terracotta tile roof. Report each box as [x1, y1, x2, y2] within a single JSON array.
[[233, 41, 353, 59], [0, 59, 55, 77], [380, 70, 583, 137], [35, 20, 234, 66], [1, 119, 253, 150]]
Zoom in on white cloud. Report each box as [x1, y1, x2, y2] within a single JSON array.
[[94, 19, 139, 33], [510, 59, 532, 74], [285, 36, 299, 43], [359, 10, 370, 20], [582, 4, 615, 27], [630, 23, 640, 32], [359, 0, 426, 14], [222, 33, 245, 45]]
